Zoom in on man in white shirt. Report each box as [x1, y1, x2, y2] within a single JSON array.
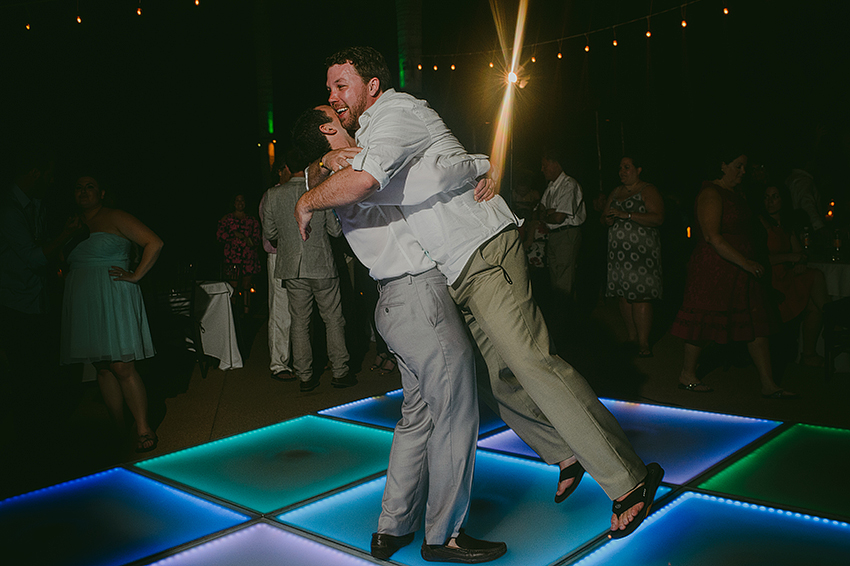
[[539, 149, 586, 300], [293, 104, 505, 563], [295, 46, 663, 546]]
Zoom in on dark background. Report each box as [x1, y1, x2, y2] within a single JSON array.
[[1, 0, 847, 279]]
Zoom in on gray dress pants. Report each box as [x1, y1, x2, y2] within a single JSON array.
[[375, 268, 478, 545], [285, 277, 349, 381], [450, 229, 645, 499]]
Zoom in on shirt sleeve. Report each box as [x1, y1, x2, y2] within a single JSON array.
[[261, 194, 278, 242], [0, 205, 47, 269], [350, 105, 432, 190]]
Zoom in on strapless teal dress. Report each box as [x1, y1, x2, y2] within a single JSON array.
[[60, 232, 156, 364]]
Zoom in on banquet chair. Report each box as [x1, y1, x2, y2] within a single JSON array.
[[152, 262, 210, 379], [823, 296, 850, 381]]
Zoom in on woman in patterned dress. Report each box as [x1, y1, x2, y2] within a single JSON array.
[[216, 193, 261, 313], [602, 156, 664, 357]]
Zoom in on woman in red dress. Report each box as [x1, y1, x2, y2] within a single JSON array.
[[216, 193, 261, 313], [760, 183, 829, 366], [671, 153, 797, 399]]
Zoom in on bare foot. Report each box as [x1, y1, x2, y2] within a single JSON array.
[[611, 482, 645, 532]]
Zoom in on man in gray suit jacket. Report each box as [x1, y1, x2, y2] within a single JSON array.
[[261, 149, 353, 392]]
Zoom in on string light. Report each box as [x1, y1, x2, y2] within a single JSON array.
[[646, 16, 651, 37], [613, 27, 618, 47], [681, 19, 687, 27], [557, 52, 562, 59], [417, 64, 422, 70], [451, 64, 456, 70], [613, 38, 618, 46], [77, 15, 82, 23], [584, 34, 590, 52], [489, 62, 494, 68], [531, 56, 536, 63], [723, 7, 729, 14], [25, 23, 31, 30], [195, 0, 200, 5], [433, 65, 438, 71]]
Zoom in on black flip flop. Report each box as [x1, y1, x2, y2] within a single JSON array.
[[610, 462, 665, 539], [555, 461, 585, 504]]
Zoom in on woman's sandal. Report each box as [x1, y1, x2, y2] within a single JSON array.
[[371, 353, 391, 372], [379, 355, 397, 374], [678, 381, 713, 393], [610, 462, 665, 539], [136, 433, 159, 453], [554, 461, 585, 503]]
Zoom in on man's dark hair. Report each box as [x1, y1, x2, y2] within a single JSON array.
[[271, 154, 288, 176], [542, 146, 567, 170], [291, 108, 333, 166], [285, 146, 308, 175], [325, 46, 393, 92]]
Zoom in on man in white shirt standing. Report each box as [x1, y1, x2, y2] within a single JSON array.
[[292, 103, 506, 563], [539, 148, 586, 302], [295, 46, 663, 547]]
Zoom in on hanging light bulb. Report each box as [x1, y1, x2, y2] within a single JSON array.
[[451, 64, 456, 70], [77, 15, 82, 23], [195, 0, 200, 5], [723, 7, 729, 14], [137, 7, 142, 15], [584, 35, 590, 52], [417, 64, 422, 70], [489, 62, 494, 68], [584, 44, 590, 52], [646, 30, 652, 38], [613, 39, 618, 46], [681, 19, 687, 27], [531, 56, 536, 63], [433, 65, 438, 71], [557, 52, 562, 59], [25, 23, 31, 30]]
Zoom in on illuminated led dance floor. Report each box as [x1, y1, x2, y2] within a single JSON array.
[[1, 392, 847, 566]]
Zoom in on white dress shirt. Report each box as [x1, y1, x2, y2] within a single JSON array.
[[540, 171, 586, 230]]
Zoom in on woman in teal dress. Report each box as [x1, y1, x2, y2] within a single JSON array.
[[61, 175, 164, 452]]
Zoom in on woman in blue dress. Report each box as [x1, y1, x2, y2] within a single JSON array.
[[61, 176, 164, 452]]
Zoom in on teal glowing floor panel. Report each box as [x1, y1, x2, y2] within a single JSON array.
[[571, 492, 850, 566], [319, 389, 505, 434], [146, 523, 375, 565], [0, 467, 249, 566], [135, 416, 394, 513], [699, 424, 850, 518], [277, 450, 670, 566], [478, 399, 780, 484]]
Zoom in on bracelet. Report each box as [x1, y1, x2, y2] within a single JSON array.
[[319, 160, 330, 172]]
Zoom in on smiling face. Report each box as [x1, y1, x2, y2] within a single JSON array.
[[619, 157, 642, 185], [234, 194, 246, 212], [316, 105, 356, 149], [74, 176, 104, 209], [326, 62, 378, 133], [720, 154, 747, 188]]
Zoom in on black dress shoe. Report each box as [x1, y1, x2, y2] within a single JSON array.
[[421, 529, 507, 563], [371, 532, 415, 560], [331, 373, 358, 388], [299, 375, 320, 392]]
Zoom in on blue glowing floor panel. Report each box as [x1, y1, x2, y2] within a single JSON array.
[[278, 450, 670, 566], [146, 522, 375, 566], [318, 389, 505, 434], [478, 399, 780, 484], [135, 415, 394, 513], [571, 491, 850, 566], [0, 468, 249, 566]]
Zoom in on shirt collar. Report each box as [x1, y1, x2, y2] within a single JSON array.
[[357, 88, 397, 133]]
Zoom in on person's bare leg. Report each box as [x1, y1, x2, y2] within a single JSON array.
[[633, 302, 653, 353], [96, 365, 126, 428], [800, 298, 824, 363], [618, 297, 637, 344], [679, 340, 711, 390], [747, 337, 794, 396], [110, 361, 154, 447]]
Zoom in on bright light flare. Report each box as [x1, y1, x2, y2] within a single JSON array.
[[487, 0, 529, 186], [508, 72, 518, 84]]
